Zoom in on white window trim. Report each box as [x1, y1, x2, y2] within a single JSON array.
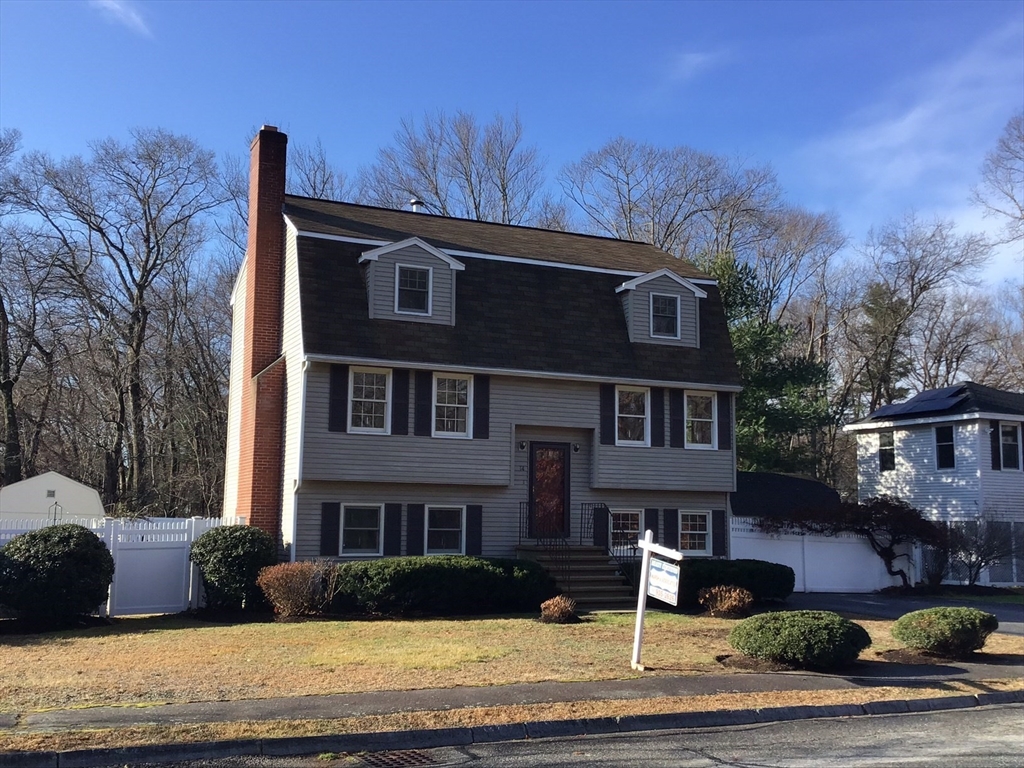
[[650, 292, 681, 339], [1000, 422, 1023, 471], [684, 390, 717, 450], [432, 373, 474, 439], [341, 503, 384, 557], [678, 510, 712, 557], [424, 505, 467, 555], [934, 424, 956, 471], [615, 385, 651, 447], [878, 430, 896, 473], [348, 366, 392, 435], [609, 508, 642, 556], [394, 263, 433, 316]]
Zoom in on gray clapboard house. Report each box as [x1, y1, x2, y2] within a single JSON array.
[[223, 127, 740, 604]]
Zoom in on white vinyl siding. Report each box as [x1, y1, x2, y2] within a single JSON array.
[[222, 260, 247, 520], [280, 229, 306, 551]]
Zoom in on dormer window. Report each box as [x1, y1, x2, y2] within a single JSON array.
[[651, 294, 680, 339], [396, 265, 431, 315]]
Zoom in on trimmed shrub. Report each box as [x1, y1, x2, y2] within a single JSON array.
[[190, 525, 277, 611], [332, 556, 558, 617], [0, 524, 115, 626], [258, 561, 337, 618], [540, 594, 578, 623], [891, 607, 999, 658], [729, 610, 872, 669], [698, 585, 754, 618]]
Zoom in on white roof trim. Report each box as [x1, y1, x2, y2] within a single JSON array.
[[843, 411, 1024, 433], [615, 268, 709, 298], [303, 353, 742, 392], [283, 218, 717, 282], [358, 237, 466, 271]]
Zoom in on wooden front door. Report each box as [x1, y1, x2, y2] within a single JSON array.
[[529, 442, 570, 537]]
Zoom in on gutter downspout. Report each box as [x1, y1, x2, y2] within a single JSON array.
[[291, 358, 309, 562]]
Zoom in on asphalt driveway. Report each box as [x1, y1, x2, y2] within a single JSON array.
[[785, 592, 1024, 636]]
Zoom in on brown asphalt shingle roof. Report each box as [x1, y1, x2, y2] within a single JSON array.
[[284, 196, 712, 279]]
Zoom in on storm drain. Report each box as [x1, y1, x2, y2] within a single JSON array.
[[352, 749, 437, 768]]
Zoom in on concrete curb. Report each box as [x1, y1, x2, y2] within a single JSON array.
[[3, 690, 1022, 768]]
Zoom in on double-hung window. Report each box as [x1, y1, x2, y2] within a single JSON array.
[[342, 505, 383, 556], [878, 431, 895, 473], [433, 374, 472, 437], [1002, 423, 1022, 470], [935, 425, 955, 470], [684, 391, 716, 449], [678, 511, 711, 556], [349, 367, 390, 433], [616, 386, 650, 446], [650, 293, 680, 339], [425, 506, 465, 554], [396, 264, 431, 315]]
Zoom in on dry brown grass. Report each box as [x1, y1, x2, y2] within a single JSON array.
[[2, 679, 1022, 754], [0, 612, 1020, 715]]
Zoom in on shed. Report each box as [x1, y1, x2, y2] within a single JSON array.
[[0, 471, 105, 522]]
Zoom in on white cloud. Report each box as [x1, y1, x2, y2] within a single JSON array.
[[668, 51, 727, 83], [90, 0, 152, 38]]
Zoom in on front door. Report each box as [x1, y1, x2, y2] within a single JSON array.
[[529, 442, 570, 538]]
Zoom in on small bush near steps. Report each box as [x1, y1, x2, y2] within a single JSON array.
[[729, 610, 871, 670], [698, 585, 754, 618], [258, 561, 340, 618], [540, 594, 579, 623], [891, 607, 998, 659]]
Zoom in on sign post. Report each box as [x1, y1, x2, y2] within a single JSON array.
[[631, 529, 683, 671]]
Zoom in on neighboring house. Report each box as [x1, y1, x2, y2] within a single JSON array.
[[845, 382, 1024, 584], [0, 471, 105, 522], [222, 127, 740, 577]]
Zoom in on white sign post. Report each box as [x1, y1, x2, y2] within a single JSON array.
[[631, 529, 683, 671]]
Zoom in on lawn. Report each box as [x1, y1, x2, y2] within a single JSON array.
[[1, 611, 1021, 714]]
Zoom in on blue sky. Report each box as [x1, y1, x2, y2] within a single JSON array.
[[1, 0, 1022, 284]]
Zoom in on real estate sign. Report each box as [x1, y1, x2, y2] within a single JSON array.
[[647, 557, 680, 606]]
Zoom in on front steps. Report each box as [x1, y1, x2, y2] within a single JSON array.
[[517, 545, 636, 611]]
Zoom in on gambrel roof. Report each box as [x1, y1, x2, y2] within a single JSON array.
[[286, 197, 740, 387]]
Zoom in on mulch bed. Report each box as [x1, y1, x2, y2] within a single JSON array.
[[715, 654, 798, 672]]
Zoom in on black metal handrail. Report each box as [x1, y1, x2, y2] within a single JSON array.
[[583, 502, 642, 594], [519, 501, 572, 593]]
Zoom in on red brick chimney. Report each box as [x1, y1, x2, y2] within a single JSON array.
[[235, 126, 288, 541]]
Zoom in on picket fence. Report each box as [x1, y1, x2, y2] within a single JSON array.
[[0, 516, 246, 617]]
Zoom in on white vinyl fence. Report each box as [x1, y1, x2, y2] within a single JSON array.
[[0, 516, 245, 616], [731, 517, 910, 593]]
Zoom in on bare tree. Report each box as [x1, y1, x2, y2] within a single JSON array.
[[288, 138, 350, 200], [949, 518, 1017, 587], [14, 129, 223, 514], [357, 110, 545, 224], [973, 111, 1024, 243]]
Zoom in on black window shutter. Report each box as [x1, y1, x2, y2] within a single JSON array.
[[391, 369, 410, 435], [711, 509, 727, 557], [328, 365, 349, 433], [593, 504, 609, 549], [717, 392, 732, 450], [991, 419, 1002, 471], [651, 388, 665, 448], [466, 505, 483, 555], [407, 503, 425, 555], [383, 503, 402, 556], [473, 375, 490, 439], [600, 384, 615, 445], [669, 390, 686, 448], [320, 502, 341, 556], [663, 509, 678, 550], [644, 508, 659, 541], [414, 371, 433, 436]]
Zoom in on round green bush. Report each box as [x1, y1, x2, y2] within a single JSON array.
[[729, 610, 872, 669], [190, 525, 277, 611], [891, 607, 999, 658], [0, 524, 115, 626]]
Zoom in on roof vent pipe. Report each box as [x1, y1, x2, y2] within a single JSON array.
[[409, 197, 426, 213]]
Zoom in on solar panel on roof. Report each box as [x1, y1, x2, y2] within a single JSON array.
[[916, 385, 964, 401], [874, 394, 966, 418]]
